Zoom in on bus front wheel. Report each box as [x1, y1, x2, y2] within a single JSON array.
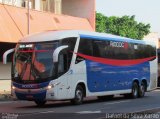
[[35, 100, 46, 107], [71, 85, 84, 105]]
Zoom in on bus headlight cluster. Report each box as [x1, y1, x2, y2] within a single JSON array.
[[47, 85, 52, 89], [12, 86, 16, 90], [47, 84, 54, 90], [47, 82, 60, 90]]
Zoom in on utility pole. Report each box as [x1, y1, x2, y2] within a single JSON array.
[[27, 0, 30, 35]]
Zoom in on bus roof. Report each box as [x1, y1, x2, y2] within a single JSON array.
[[19, 30, 155, 46]]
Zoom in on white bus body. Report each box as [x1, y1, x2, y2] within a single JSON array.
[[7, 30, 157, 105]]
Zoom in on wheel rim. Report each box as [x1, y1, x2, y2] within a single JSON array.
[[133, 86, 138, 97], [76, 90, 82, 102], [140, 84, 145, 95]]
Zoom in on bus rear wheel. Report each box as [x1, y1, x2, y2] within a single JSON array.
[[35, 100, 46, 107], [131, 82, 139, 98], [124, 82, 139, 99], [138, 82, 146, 98], [71, 85, 84, 105]]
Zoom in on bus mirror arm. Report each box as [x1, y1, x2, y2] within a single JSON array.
[[3, 48, 15, 64], [53, 45, 68, 63]]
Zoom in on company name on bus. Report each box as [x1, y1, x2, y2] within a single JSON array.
[[110, 41, 126, 48], [22, 84, 38, 89]]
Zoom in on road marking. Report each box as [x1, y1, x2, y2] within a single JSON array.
[[76, 111, 101, 114], [131, 107, 160, 113], [39, 110, 55, 113], [153, 89, 160, 92], [19, 110, 55, 117], [104, 100, 131, 105]]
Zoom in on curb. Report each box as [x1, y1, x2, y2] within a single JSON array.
[[0, 79, 10, 80], [0, 94, 12, 101]]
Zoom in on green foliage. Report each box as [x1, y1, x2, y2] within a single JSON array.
[[96, 13, 150, 40], [96, 13, 107, 33]]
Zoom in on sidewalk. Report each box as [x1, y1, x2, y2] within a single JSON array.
[[0, 62, 11, 92], [0, 62, 12, 101], [0, 80, 12, 101], [0, 62, 11, 80], [0, 91, 11, 101], [0, 80, 11, 92]]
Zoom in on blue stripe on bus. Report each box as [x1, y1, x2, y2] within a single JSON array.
[[15, 90, 46, 101], [80, 34, 146, 44], [13, 81, 49, 101], [13, 81, 50, 89], [85, 60, 150, 92]]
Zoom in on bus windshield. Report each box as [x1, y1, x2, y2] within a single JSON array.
[[12, 41, 59, 83]]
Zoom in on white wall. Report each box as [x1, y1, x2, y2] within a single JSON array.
[[62, 0, 95, 30], [143, 32, 160, 48], [0, 0, 12, 5], [0, 0, 25, 7], [14, 0, 24, 7], [35, 0, 41, 10]]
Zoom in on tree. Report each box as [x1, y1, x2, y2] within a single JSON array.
[[96, 13, 150, 40], [96, 12, 107, 33]]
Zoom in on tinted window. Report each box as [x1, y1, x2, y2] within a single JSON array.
[[60, 37, 77, 70], [93, 40, 130, 59], [93, 40, 106, 57], [78, 38, 93, 55], [76, 37, 156, 63], [135, 44, 156, 59], [76, 38, 93, 64]]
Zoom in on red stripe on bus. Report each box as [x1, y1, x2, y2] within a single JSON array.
[[76, 52, 156, 66]]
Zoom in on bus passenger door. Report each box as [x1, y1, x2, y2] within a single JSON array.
[[56, 53, 70, 99]]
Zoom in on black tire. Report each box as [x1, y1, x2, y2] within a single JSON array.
[[98, 95, 114, 101], [131, 82, 139, 99], [35, 100, 46, 107], [71, 85, 84, 105], [138, 82, 146, 98]]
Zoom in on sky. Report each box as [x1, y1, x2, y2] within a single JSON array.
[[96, 0, 160, 34]]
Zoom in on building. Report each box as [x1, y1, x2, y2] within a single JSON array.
[[0, 0, 95, 28], [143, 32, 160, 48], [0, 0, 95, 81], [0, 0, 95, 60]]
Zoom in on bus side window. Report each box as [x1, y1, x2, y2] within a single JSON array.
[[58, 53, 68, 76], [61, 37, 77, 68], [92, 40, 106, 58], [76, 38, 93, 64]]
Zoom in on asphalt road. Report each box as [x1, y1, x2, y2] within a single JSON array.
[[1, 90, 160, 119]]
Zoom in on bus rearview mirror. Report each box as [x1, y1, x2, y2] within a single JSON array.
[[53, 45, 68, 63], [3, 48, 15, 64]]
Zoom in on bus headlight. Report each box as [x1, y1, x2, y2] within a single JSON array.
[[47, 85, 52, 89], [12, 86, 16, 90], [47, 84, 54, 90], [47, 82, 60, 90]]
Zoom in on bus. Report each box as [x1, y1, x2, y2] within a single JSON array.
[[3, 30, 157, 106]]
